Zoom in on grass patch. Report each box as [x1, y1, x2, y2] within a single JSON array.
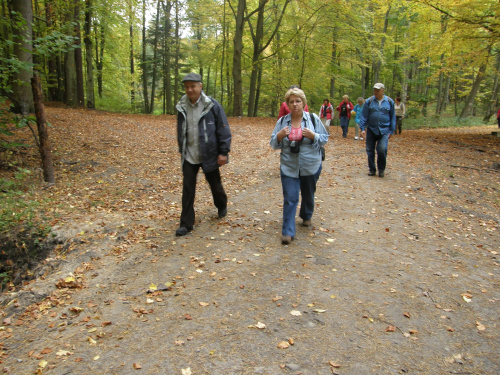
[[403, 115, 487, 130], [0, 169, 52, 290]]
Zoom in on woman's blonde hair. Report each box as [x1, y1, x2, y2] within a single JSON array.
[[357, 97, 365, 105], [285, 88, 307, 107], [343, 95, 349, 101]]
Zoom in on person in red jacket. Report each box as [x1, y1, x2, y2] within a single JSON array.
[[278, 85, 309, 118], [497, 107, 500, 128], [336, 95, 354, 138], [319, 98, 334, 134]]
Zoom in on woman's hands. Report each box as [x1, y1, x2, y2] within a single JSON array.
[[277, 126, 315, 142], [302, 127, 315, 140], [277, 127, 290, 143]]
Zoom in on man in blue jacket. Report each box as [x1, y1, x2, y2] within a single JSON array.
[[359, 83, 396, 178], [175, 73, 232, 236]]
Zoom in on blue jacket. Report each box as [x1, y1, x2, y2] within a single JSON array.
[[176, 91, 231, 173], [270, 112, 328, 178], [359, 95, 396, 135], [353, 104, 364, 124]]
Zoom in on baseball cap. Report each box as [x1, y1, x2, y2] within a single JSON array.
[[182, 73, 202, 82], [373, 83, 385, 90]]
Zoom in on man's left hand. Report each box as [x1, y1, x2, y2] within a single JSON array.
[[218, 155, 228, 166]]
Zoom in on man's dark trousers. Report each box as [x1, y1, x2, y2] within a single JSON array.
[[180, 161, 227, 229]]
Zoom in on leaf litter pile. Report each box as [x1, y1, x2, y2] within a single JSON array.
[[0, 106, 499, 374]]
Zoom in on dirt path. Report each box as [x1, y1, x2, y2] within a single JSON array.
[[1, 108, 499, 374]]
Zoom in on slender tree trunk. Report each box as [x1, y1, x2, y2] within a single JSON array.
[[173, 0, 180, 105], [442, 74, 450, 111], [149, 0, 161, 114], [483, 52, 500, 121], [435, 57, 445, 115], [232, 0, 245, 116], [94, 21, 104, 98], [142, 0, 150, 113], [329, 26, 337, 100], [31, 74, 55, 183], [459, 61, 488, 120], [373, 6, 390, 84], [129, 2, 135, 106], [65, 48, 78, 105], [45, 0, 58, 101], [253, 62, 262, 116], [162, 0, 172, 114], [10, 0, 34, 114], [84, 0, 94, 108], [73, 0, 84, 107]]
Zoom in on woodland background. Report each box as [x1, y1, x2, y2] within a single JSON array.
[[1, 0, 500, 120]]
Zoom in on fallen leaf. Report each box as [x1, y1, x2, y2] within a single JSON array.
[[181, 368, 192, 375], [329, 361, 341, 368], [133, 363, 142, 369], [476, 321, 486, 331], [277, 341, 290, 349], [290, 310, 301, 316], [199, 302, 210, 307], [385, 325, 396, 332], [56, 350, 72, 356]]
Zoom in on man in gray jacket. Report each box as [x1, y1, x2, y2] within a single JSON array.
[[175, 73, 232, 236]]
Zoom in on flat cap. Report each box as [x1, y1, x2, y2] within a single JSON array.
[[373, 82, 385, 90], [182, 73, 202, 82]]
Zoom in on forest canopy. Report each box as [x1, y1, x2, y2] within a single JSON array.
[[1, 0, 499, 119]]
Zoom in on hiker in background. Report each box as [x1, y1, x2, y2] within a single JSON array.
[[270, 87, 328, 245], [175, 73, 232, 236], [395, 97, 406, 134], [319, 98, 334, 134], [359, 83, 396, 178], [278, 85, 309, 118], [336, 95, 354, 138], [352, 97, 365, 140], [497, 106, 500, 128]]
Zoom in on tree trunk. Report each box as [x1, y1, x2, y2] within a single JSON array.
[[329, 26, 337, 100], [174, 0, 180, 105], [459, 61, 488, 120], [73, 0, 84, 107], [45, 0, 58, 101], [483, 52, 500, 122], [373, 6, 390, 84], [129, 3, 135, 106], [31, 74, 55, 183], [84, 0, 95, 108], [232, 0, 245, 116], [162, 0, 173, 114], [10, 0, 34, 114], [247, 1, 264, 117], [149, 0, 161, 114], [94, 22, 104, 98], [142, 0, 150, 113], [65, 49, 78, 105]]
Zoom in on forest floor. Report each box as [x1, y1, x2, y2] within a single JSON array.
[[0, 106, 499, 375]]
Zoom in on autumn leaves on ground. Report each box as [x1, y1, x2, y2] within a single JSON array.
[[0, 106, 499, 375]]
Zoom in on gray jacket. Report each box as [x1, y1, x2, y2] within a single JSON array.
[[176, 91, 231, 173]]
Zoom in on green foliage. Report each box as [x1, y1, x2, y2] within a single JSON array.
[[33, 31, 79, 57], [404, 115, 485, 130], [0, 168, 40, 234]]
